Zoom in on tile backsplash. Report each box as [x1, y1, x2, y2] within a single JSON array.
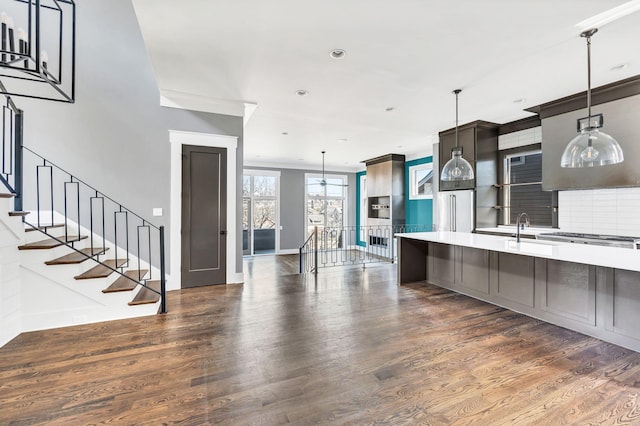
[[559, 187, 640, 236]]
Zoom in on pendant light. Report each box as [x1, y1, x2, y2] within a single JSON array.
[[560, 28, 623, 168], [441, 89, 474, 181]]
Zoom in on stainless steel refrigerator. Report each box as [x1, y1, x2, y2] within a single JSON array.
[[435, 190, 474, 232]]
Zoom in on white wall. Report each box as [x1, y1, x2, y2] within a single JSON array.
[[0, 198, 23, 347], [17, 0, 244, 276]]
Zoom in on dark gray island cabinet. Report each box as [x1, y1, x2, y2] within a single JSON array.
[[397, 232, 640, 352]]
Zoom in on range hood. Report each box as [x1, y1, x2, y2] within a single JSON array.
[[533, 77, 640, 190]]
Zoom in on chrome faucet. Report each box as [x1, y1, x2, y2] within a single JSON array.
[[516, 212, 530, 243]]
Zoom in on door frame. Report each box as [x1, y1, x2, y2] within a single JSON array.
[[169, 130, 242, 289]]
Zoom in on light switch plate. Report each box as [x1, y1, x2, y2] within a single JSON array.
[[153, 208, 163, 217]]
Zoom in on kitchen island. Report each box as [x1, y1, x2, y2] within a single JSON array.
[[397, 231, 640, 352]]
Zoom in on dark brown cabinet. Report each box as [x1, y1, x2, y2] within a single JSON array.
[[439, 127, 476, 190], [438, 120, 500, 228], [438, 120, 499, 191]]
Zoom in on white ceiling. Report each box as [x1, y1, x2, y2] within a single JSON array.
[[132, 0, 640, 172]]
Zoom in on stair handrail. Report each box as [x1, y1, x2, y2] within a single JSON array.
[[22, 146, 160, 230], [20, 145, 167, 313]]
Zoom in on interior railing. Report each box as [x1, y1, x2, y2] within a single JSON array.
[[299, 223, 432, 272], [299, 225, 318, 274], [0, 81, 22, 206], [21, 146, 167, 312], [0, 86, 166, 313]]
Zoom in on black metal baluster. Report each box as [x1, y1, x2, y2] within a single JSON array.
[[159, 225, 166, 314]]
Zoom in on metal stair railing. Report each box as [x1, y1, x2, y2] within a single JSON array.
[[1, 86, 167, 313], [21, 146, 167, 313], [299, 223, 432, 272]]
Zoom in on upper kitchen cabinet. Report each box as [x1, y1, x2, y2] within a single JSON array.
[[438, 121, 500, 191]]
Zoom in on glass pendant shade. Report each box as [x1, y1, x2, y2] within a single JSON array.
[[561, 28, 624, 168], [560, 128, 624, 168], [441, 147, 474, 181]]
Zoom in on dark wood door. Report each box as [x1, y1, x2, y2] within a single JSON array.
[[181, 145, 227, 287]]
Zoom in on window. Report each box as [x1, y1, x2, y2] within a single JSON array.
[[305, 173, 348, 246], [500, 148, 556, 227], [408, 163, 434, 200]]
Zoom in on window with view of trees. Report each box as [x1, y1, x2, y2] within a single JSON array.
[[243, 171, 279, 255], [305, 173, 347, 247]]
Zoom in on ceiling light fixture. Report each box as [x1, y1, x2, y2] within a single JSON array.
[[296, 89, 309, 96], [575, 0, 640, 31], [560, 29, 624, 168], [329, 49, 346, 59], [441, 89, 474, 181]]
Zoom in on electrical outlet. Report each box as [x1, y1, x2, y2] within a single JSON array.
[[153, 208, 163, 217]]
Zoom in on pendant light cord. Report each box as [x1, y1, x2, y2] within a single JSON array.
[[453, 89, 461, 149], [586, 33, 592, 121]]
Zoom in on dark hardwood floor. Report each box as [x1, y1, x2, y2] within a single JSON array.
[[2, 255, 640, 425]]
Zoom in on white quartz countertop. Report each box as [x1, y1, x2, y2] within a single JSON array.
[[397, 231, 640, 272]]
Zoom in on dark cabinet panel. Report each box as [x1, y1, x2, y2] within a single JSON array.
[[427, 243, 455, 287], [542, 260, 595, 325], [493, 252, 535, 307], [458, 246, 490, 294], [610, 269, 640, 340]]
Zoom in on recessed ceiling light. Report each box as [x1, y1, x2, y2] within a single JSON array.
[[397, 145, 403, 148], [282, 132, 289, 135], [298, 158, 304, 161], [338, 138, 348, 143], [513, 98, 526, 104], [610, 63, 629, 71], [575, 0, 640, 31], [329, 49, 346, 59], [296, 89, 309, 96], [385, 107, 395, 112]]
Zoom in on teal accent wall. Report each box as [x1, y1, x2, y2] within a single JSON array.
[[355, 170, 366, 246], [405, 156, 433, 228]]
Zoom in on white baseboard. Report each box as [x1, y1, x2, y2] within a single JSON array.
[[278, 249, 299, 255]]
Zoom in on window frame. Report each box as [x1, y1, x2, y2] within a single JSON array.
[[304, 172, 348, 237], [498, 143, 558, 228], [408, 162, 434, 200]]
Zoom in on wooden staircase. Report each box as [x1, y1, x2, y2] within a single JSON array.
[[11, 213, 161, 306]]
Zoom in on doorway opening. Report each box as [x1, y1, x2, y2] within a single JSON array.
[[243, 170, 280, 256]]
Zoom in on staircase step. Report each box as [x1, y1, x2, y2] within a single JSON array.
[[18, 235, 87, 250], [102, 269, 149, 293], [8, 211, 29, 217], [44, 247, 108, 265], [74, 258, 129, 280], [129, 280, 161, 305], [0, 193, 15, 198], [25, 224, 65, 232]]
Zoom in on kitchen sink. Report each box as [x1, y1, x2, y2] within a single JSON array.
[[505, 239, 557, 255]]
